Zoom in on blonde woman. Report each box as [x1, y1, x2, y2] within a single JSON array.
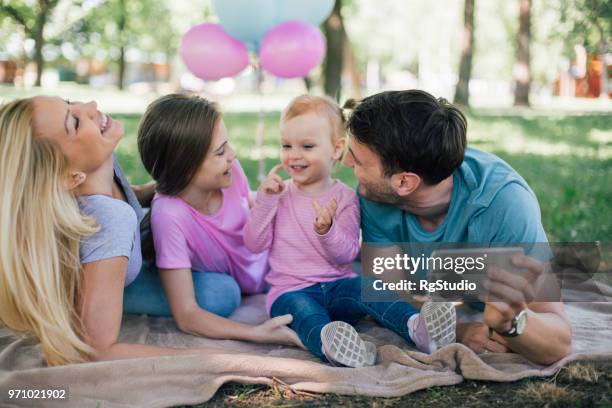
[[0, 97, 301, 366]]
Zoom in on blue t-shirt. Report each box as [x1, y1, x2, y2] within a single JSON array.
[[360, 147, 548, 251]]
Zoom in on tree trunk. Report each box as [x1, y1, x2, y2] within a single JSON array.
[[118, 46, 126, 90], [513, 0, 531, 106], [343, 28, 362, 99], [33, 0, 49, 87], [596, 24, 608, 100], [323, 0, 345, 102], [454, 0, 475, 106], [117, 0, 127, 90]]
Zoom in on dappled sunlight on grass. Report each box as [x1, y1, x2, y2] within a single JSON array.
[[590, 128, 612, 145], [467, 110, 611, 156], [474, 137, 612, 159]]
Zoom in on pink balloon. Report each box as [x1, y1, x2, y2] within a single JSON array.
[[260, 21, 325, 79], [180, 23, 249, 81]]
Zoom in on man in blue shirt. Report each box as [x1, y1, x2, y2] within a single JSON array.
[[343, 90, 571, 364]]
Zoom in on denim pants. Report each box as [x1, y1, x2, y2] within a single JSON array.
[[270, 276, 418, 361], [123, 261, 242, 318]]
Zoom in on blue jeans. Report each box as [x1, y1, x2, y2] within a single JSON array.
[[123, 261, 241, 318], [270, 276, 418, 361]]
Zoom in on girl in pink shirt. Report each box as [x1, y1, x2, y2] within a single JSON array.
[[136, 94, 303, 348], [244, 95, 456, 367]]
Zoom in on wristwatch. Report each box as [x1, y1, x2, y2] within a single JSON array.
[[489, 309, 528, 337]]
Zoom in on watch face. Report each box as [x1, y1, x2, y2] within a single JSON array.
[[515, 310, 528, 334]]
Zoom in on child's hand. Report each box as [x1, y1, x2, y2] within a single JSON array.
[[253, 314, 306, 349], [259, 163, 285, 195], [312, 199, 338, 235]]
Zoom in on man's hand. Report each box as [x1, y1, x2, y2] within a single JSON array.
[[259, 164, 285, 195], [482, 254, 545, 332], [312, 199, 337, 235], [457, 322, 510, 354]]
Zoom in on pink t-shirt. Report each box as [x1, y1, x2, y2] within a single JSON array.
[[244, 180, 360, 314], [151, 160, 268, 294]]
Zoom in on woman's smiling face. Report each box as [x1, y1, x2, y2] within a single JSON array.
[[31, 96, 123, 174]]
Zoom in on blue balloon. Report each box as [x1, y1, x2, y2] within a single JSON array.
[[213, 0, 335, 54], [213, 0, 277, 48], [276, 0, 335, 26]]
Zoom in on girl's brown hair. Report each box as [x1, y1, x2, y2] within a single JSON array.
[[138, 93, 221, 195], [137, 94, 221, 260]]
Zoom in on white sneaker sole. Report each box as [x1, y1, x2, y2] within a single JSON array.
[[421, 302, 456, 352], [320, 321, 376, 368]]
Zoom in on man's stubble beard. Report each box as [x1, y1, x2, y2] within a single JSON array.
[[360, 180, 403, 206]]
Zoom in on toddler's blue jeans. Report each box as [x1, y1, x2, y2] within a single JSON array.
[[270, 276, 418, 361]]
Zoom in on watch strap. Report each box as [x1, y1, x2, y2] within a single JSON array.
[[489, 310, 525, 338]]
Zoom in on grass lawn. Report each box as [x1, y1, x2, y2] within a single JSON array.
[[112, 108, 612, 407]]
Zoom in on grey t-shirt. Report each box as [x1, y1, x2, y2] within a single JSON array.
[[78, 158, 144, 286]]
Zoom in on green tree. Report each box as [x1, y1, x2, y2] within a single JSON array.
[[78, 0, 177, 89], [0, 0, 62, 86], [453, 0, 475, 106]]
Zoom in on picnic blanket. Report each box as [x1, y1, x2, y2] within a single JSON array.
[[1, 286, 611, 407]]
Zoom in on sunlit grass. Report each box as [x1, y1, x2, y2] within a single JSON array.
[[114, 110, 611, 242]]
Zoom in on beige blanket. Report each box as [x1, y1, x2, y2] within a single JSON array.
[[1, 294, 611, 408]]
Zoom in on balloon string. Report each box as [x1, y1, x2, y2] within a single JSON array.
[[255, 61, 266, 182]]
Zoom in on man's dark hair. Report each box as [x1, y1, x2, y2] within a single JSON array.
[[345, 90, 467, 185]]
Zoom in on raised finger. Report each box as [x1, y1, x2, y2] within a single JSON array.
[[272, 174, 284, 185], [267, 163, 284, 178], [312, 199, 322, 214], [327, 199, 338, 216]]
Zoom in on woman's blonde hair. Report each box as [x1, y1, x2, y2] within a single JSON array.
[[0, 98, 98, 365]]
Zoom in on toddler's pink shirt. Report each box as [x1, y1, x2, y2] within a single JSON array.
[[151, 160, 268, 294], [244, 180, 360, 314]]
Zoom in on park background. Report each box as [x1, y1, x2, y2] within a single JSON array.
[[0, 1, 611, 405]]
